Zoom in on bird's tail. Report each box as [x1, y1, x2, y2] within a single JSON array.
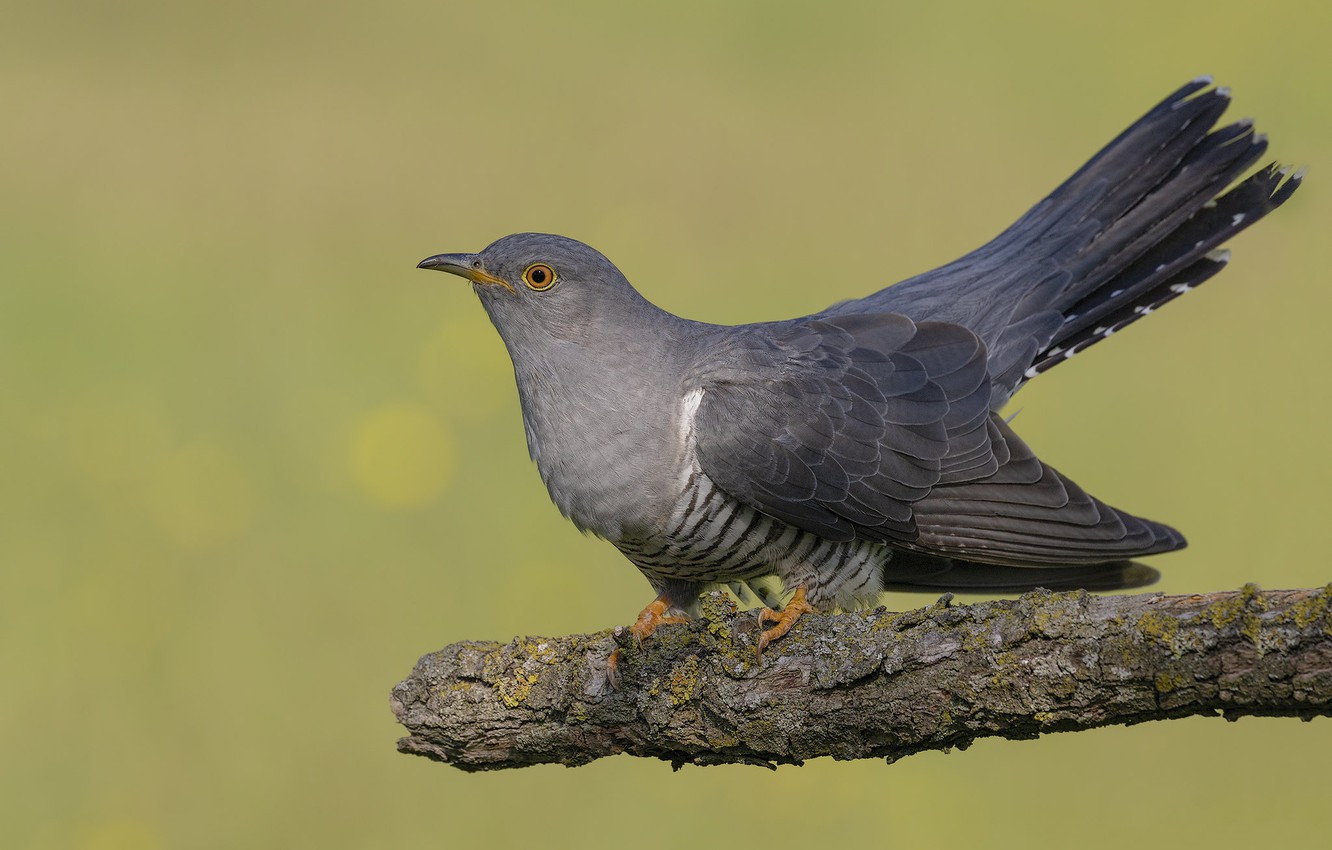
[[852, 78, 1302, 406], [879, 549, 1160, 594], [726, 554, 1159, 609], [1000, 78, 1303, 389]]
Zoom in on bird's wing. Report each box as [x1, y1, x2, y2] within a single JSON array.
[[691, 313, 1183, 565], [909, 414, 1184, 565]]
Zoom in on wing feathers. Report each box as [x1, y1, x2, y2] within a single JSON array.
[[693, 314, 1185, 567]]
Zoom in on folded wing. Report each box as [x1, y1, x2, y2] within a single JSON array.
[[692, 313, 1184, 567]]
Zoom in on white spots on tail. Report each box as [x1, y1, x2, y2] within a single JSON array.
[[1231, 213, 1246, 226], [1206, 249, 1231, 264]]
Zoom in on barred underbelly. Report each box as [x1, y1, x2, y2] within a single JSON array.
[[617, 465, 890, 607]]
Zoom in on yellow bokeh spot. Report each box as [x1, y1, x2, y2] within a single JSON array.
[[416, 317, 513, 424], [78, 816, 162, 850], [350, 404, 454, 508]]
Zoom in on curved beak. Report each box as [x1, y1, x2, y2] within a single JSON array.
[[416, 253, 513, 291]]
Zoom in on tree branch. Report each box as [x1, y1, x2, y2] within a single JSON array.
[[391, 584, 1332, 770]]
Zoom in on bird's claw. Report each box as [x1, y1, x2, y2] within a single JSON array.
[[630, 596, 689, 647], [754, 587, 815, 663]]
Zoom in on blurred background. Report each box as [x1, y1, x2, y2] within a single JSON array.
[[4, 0, 1330, 847]]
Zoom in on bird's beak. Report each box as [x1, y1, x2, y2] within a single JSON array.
[[416, 253, 513, 291]]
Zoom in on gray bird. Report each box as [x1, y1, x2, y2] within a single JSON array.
[[419, 78, 1301, 653]]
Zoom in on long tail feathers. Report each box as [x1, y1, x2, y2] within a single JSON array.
[[881, 549, 1161, 593], [853, 79, 1303, 406], [1027, 162, 1302, 376], [1002, 80, 1304, 386]]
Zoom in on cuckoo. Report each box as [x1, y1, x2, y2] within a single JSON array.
[[418, 78, 1301, 655]]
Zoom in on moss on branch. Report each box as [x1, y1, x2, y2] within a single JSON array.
[[390, 585, 1332, 771]]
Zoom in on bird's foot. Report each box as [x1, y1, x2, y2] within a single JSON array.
[[630, 595, 690, 646], [756, 587, 815, 661]]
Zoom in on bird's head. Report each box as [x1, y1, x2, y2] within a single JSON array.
[[417, 233, 658, 348]]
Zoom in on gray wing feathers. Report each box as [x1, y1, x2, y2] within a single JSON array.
[[912, 417, 1184, 565], [692, 314, 1184, 566], [693, 315, 971, 543]]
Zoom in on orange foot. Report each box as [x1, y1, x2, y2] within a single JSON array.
[[630, 594, 690, 646], [756, 586, 815, 661]]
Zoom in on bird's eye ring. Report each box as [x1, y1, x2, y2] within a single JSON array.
[[522, 262, 557, 291]]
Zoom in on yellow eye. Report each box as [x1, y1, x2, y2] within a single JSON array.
[[522, 262, 557, 291]]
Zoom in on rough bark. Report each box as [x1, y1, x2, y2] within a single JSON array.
[[391, 584, 1332, 771]]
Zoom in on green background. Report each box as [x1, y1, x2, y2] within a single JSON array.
[[4, 1, 1329, 847]]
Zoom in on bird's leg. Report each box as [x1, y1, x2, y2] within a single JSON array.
[[629, 593, 690, 646], [756, 586, 815, 660]]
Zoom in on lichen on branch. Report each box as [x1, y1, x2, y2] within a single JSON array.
[[391, 585, 1332, 771]]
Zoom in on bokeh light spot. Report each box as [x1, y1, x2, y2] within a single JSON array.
[[350, 404, 454, 508], [416, 317, 512, 424], [78, 816, 162, 850]]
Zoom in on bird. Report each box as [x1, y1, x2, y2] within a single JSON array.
[[418, 77, 1301, 655]]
